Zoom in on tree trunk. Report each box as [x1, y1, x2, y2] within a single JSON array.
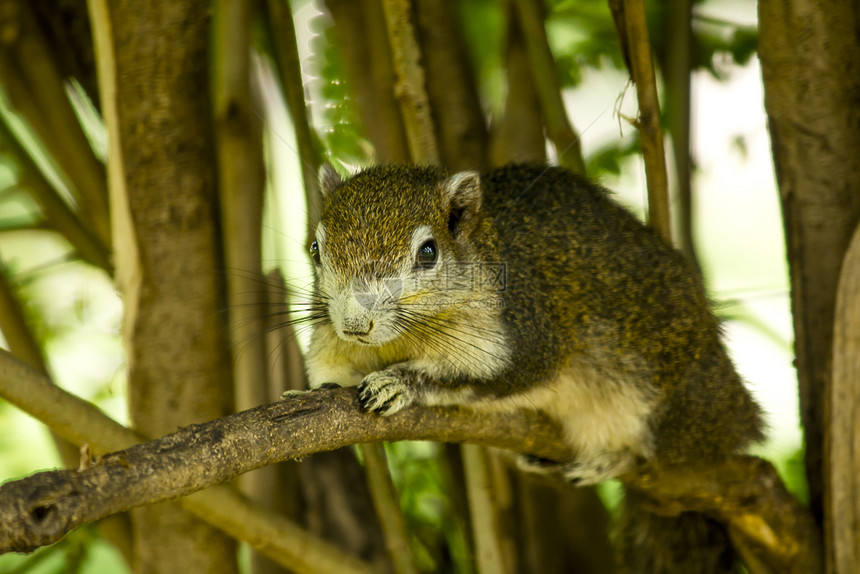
[[94, 0, 238, 572], [758, 0, 860, 542]]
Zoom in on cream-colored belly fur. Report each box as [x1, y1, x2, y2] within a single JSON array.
[[478, 364, 657, 459]]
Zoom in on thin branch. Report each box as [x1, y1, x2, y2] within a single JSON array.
[[0, 257, 84, 469], [380, 0, 440, 164], [379, 3, 504, 567], [0, 114, 111, 273], [0, 0, 111, 246], [211, 0, 267, 412], [512, 0, 586, 174], [462, 444, 511, 574], [0, 349, 138, 455], [664, 0, 699, 267], [489, 0, 546, 166], [350, 3, 441, 569], [327, 0, 410, 164], [0, 264, 49, 374], [0, 350, 823, 571], [0, 261, 132, 560], [211, 5, 278, 572], [359, 443, 419, 574], [609, 0, 672, 243], [183, 486, 378, 574]]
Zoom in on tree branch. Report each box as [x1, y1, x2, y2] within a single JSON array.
[[488, 1, 546, 167], [0, 0, 111, 246], [380, 0, 440, 164], [0, 350, 822, 571], [327, 0, 410, 164], [512, 0, 585, 174], [0, 369, 563, 551], [0, 115, 111, 273], [359, 442, 419, 574], [609, 0, 671, 243]]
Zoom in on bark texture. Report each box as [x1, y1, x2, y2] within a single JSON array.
[[380, 0, 439, 164], [101, 1, 237, 572], [759, 0, 860, 541], [609, 0, 671, 242], [828, 223, 860, 574]]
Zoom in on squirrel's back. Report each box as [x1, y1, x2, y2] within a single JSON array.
[[477, 165, 762, 461]]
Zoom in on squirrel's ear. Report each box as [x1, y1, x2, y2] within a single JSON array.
[[443, 170, 481, 237], [444, 170, 481, 210], [319, 163, 342, 197]]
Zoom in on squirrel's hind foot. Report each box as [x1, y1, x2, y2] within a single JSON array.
[[517, 448, 638, 486]]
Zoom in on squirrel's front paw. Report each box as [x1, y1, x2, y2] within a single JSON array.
[[358, 370, 414, 416]]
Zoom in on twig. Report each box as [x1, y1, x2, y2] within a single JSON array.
[[608, 0, 672, 242], [413, 0, 488, 170], [326, 0, 410, 164], [462, 444, 510, 574], [489, 1, 547, 166], [359, 443, 419, 574], [664, 0, 698, 267], [380, 0, 440, 164], [513, 0, 586, 174], [211, 0, 268, 412], [0, 264, 49, 373], [185, 485, 378, 574], [211, 5, 279, 572]]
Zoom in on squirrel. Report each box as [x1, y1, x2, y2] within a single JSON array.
[[303, 163, 764, 572]]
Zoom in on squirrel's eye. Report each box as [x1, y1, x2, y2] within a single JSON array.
[[416, 240, 438, 269], [310, 240, 321, 265]]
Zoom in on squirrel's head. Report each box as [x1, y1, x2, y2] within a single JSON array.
[[311, 164, 497, 347]]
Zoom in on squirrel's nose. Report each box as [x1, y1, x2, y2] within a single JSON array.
[[342, 318, 374, 337]]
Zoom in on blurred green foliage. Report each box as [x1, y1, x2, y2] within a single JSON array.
[[385, 442, 473, 573], [0, 527, 129, 574], [310, 12, 370, 166]]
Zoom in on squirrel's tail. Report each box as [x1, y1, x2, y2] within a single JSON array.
[[617, 489, 739, 574]]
